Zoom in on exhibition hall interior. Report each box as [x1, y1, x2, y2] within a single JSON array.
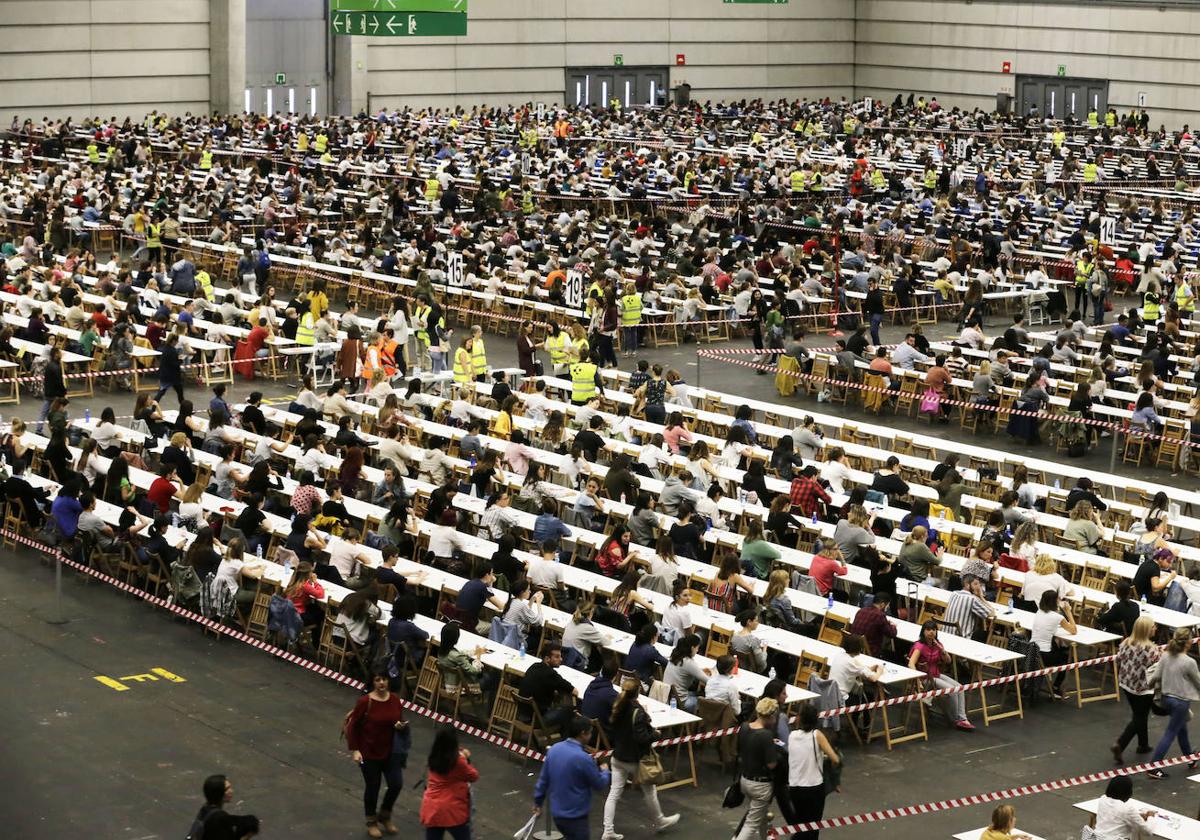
[[6, 1, 1200, 839]]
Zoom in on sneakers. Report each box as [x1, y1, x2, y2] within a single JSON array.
[[601, 833, 625, 840], [1110, 742, 1123, 764], [655, 814, 681, 833], [1147, 769, 1169, 780], [954, 719, 976, 732]]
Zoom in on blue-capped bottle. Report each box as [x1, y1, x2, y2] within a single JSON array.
[[826, 591, 834, 610], [518, 640, 527, 658]]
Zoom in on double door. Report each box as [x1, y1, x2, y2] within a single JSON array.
[[1017, 75, 1108, 120], [566, 67, 669, 108]]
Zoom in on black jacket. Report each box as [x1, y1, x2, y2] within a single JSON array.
[[611, 699, 657, 763]]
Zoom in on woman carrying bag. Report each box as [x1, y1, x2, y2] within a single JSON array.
[[420, 727, 479, 840], [787, 704, 841, 840], [601, 678, 681, 840], [344, 669, 411, 838]]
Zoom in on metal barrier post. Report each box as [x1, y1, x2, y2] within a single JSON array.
[[46, 552, 68, 625]]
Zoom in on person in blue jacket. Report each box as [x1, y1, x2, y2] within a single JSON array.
[[532, 716, 611, 840]]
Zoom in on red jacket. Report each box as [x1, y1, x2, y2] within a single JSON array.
[[420, 754, 479, 828]]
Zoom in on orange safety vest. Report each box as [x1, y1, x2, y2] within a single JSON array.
[[362, 345, 380, 382], [554, 120, 569, 139], [379, 339, 399, 378]]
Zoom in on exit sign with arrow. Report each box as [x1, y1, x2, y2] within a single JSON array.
[[331, 10, 467, 35], [332, 0, 466, 9]]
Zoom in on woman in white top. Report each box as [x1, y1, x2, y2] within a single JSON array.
[[74, 438, 108, 486], [428, 509, 464, 565], [647, 536, 682, 586], [684, 440, 720, 492], [819, 447, 852, 495], [1008, 521, 1040, 566], [501, 578, 545, 645], [333, 584, 382, 646], [1020, 554, 1075, 606], [1031, 589, 1077, 700], [1093, 776, 1155, 840], [91, 407, 122, 455], [659, 582, 695, 644], [176, 480, 207, 529], [209, 537, 265, 612], [787, 704, 840, 840], [662, 633, 708, 712]]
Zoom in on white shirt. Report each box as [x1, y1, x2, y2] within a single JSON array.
[[429, 524, 461, 558], [1021, 571, 1070, 605], [786, 730, 824, 788], [1093, 795, 1151, 840], [820, 460, 852, 495], [211, 556, 245, 599], [527, 556, 564, 590], [703, 673, 740, 712], [328, 540, 364, 579], [296, 447, 334, 476], [828, 650, 873, 698], [1031, 609, 1063, 653]]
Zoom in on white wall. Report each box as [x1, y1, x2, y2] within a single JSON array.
[[362, 0, 855, 111], [854, 0, 1200, 129], [0, 0, 212, 122]]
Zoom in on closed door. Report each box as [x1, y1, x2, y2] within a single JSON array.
[[1087, 86, 1106, 115], [568, 74, 588, 107], [642, 70, 667, 106], [617, 74, 637, 108], [593, 74, 614, 107], [1064, 84, 1083, 119], [1044, 85, 1059, 118], [1019, 80, 1040, 115]]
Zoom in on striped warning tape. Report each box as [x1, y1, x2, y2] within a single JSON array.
[[767, 750, 1200, 836], [0, 527, 547, 761], [698, 348, 1200, 452]]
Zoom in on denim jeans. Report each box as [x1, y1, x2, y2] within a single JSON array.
[[869, 313, 884, 346], [1151, 696, 1193, 761]]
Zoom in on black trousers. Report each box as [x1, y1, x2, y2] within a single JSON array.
[[788, 783, 827, 840], [772, 761, 798, 826], [1042, 646, 1069, 692], [1116, 692, 1154, 753], [154, 379, 185, 406], [360, 752, 404, 817]]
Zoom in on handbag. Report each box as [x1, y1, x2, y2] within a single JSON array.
[[635, 750, 665, 785], [918, 388, 941, 414], [721, 726, 745, 808]]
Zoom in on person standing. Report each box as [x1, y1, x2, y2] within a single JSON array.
[[733, 698, 781, 840], [188, 774, 259, 840], [37, 346, 66, 435], [600, 678, 681, 840], [154, 333, 185, 405], [787, 704, 840, 840], [345, 670, 411, 837], [532, 716, 611, 840], [1146, 628, 1200, 779], [1111, 616, 1160, 764], [420, 727, 479, 840]]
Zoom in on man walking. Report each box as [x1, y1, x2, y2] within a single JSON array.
[[532, 716, 611, 840]]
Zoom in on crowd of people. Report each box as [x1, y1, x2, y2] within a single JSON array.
[[6, 93, 1200, 840]]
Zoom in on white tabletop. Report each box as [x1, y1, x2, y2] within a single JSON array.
[[1073, 797, 1200, 840]]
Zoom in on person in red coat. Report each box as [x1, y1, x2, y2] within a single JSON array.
[[346, 671, 410, 838], [420, 727, 480, 840]]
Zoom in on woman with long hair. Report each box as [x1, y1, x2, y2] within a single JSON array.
[[420, 727, 479, 840], [601, 677, 680, 838], [345, 669, 409, 838], [1146, 628, 1200, 777], [907, 620, 974, 731], [663, 634, 707, 712], [787, 704, 841, 840], [1111, 616, 1161, 764]]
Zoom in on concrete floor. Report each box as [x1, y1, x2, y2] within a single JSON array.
[[5, 304, 1200, 838]]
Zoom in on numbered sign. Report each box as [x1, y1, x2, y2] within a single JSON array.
[[862, 97, 871, 112], [536, 101, 546, 122], [521, 152, 531, 174], [954, 138, 968, 158], [565, 269, 584, 309], [447, 251, 465, 287], [1099, 217, 1116, 245]]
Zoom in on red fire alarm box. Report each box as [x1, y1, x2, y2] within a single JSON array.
[[1001, 61, 1011, 73], [676, 54, 686, 66]]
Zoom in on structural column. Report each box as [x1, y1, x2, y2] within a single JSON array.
[[210, 0, 247, 114], [332, 34, 369, 116]]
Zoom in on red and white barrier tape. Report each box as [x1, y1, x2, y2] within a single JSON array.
[[698, 348, 1200, 452], [767, 751, 1200, 836]]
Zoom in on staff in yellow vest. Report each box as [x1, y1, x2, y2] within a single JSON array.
[[87, 141, 103, 164], [1087, 110, 1099, 128], [521, 188, 535, 215], [1082, 161, 1098, 183], [922, 168, 937, 192], [453, 337, 474, 386], [314, 131, 328, 153], [297, 311, 316, 347], [145, 219, 162, 262], [808, 170, 823, 192], [1175, 277, 1196, 315], [1105, 109, 1117, 128], [570, 354, 601, 406], [470, 325, 488, 381], [1052, 129, 1065, 149], [545, 322, 572, 375], [790, 169, 808, 194], [297, 133, 309, 153], [620, 283, 642, 356], [1143, 286, 1162, 322], [196, 268, 214, 302], [424, 176, 441, 208], [199, 148, 213, 170], [319, 150, 334, 166], [1073, 254, 1094, 315], [869, 166, 886, 192]]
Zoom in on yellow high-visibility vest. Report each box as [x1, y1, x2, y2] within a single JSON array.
[[1082, 163, 1098, 183], [570, 362, 598, 403], [196, 270, 214, 301], [297, 312, 316, 346], [414, 305, 432, 344], [146, 223, 161, 249], [1087, 111, 1099, 128], [870, 168, 885, 190], [790, 170, 807, 193], [1105, 112, 1116, 128], [314, 133, 328, 152], [1143, 293, 1161, 321], [425, 178, 440, 202], [471, 338, 487, 375], [521, 190, 535, 214], [1074, 260, 1093, 287], [87, 143, 101, 163], [1052, 130, 1065, 149], [546, 333, 570, 366], [1176, 283, 1195, 312], [199, 150, 213, 170], [620, 293, 643, 326], [923, 170, 937, 189], [453, 347, 472, 384]]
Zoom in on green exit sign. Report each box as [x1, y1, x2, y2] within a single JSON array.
[[614, 54, 623, 66], [331, 10, 467, 35], [1057, 64, 1066, 77], [332, 0, 467, 9], [275, 73, 286, 84]]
